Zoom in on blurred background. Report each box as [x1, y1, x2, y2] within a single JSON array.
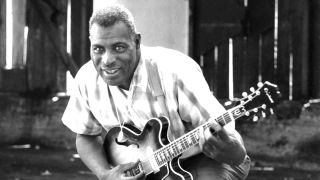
[[0, 0, 320, 179]]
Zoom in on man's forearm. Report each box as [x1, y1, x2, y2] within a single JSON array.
[[76, 134, 110, 178]]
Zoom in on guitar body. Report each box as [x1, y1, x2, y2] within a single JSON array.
[[103, 117, 193, 180], [103, 81, 281, 180]]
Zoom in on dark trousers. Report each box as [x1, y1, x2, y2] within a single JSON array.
[[180, 154, 251, 180]]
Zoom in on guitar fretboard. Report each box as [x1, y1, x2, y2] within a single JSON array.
[[153, 111, 233, 167]]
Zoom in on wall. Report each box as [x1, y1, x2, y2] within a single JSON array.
[[94, 0, 190, 54], [0, 94, 75, 149]]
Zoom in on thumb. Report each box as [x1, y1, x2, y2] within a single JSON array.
[[120, 161, 139, 171]]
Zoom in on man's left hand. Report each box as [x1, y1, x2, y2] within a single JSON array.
[[199, 123, 246, 165]]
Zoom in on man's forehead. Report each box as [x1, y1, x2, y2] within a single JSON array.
[[89, 23, 132, 41]]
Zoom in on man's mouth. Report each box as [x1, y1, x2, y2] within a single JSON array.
[[103, 68, 120, 75]]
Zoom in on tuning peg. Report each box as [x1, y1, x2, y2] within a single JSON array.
[[257, 82, 264, 88], [253, 108, 258, 113], [250, 87, 255, 93], [262, 104, 267, 109], [262, 111, 266, 118], [253, 116, 258, 122], [242, 92, 248, 97], [245, 111, 250, 116], [256, 90, 261, 95], [270, 108, 274, 114]]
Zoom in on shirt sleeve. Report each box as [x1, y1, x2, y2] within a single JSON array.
[[61, 68, 102, 135]]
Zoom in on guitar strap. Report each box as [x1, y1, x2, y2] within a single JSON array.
[[145, 59, 169, 117], [145, 59, 185, 139]]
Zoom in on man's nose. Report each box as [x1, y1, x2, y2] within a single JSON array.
[[102, 52, 116, 65]]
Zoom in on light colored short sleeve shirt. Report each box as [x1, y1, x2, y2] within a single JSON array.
[[62, 46, 233, 137]]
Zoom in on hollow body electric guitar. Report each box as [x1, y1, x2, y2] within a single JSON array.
[[103, 81, 281, 180]]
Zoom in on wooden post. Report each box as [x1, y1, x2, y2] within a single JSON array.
[[0, 0, 6, 68], [71, 0, 92, 67], [310, 0, 320, 98], [26, 0, 71, 93], [12, 0, 27, 68]]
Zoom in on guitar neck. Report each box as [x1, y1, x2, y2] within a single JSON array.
[[152, 110, 235, 168]]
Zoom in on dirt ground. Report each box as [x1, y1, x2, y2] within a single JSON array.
[[1, 145, 320, 180], [1, 101, 320, 180]]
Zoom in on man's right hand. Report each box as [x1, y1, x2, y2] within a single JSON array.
[[98, 161, 145, 180]]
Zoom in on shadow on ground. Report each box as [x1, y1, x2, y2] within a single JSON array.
[[1, 144, 320, 180]]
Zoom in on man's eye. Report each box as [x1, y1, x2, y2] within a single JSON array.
[[93, 47, 104, 54], [114, 45, 126, 53]]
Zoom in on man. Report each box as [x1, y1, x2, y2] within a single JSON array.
[[62, 4, 250, 180]]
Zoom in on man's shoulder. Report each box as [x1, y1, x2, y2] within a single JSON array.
[[74, 60, 98, 85], [76, 61, 96, 77], [143, 46, 198, 66]]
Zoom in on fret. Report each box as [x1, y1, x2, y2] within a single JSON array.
[[183, 137, 189, 149], [169, 146, 175, 155], [224, 112, 232, 124], [176, 141, 182, 152], [221, 114, 226, 126]]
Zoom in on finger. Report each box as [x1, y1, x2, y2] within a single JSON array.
[[209, 121, 222, 133], [121, 161, 144, 178], [131, 170, 145, 180], [198, 126, 205, 151], [204, 127, 218, 144], [215, 127, 232, 141], [122, 170, 145, 180]]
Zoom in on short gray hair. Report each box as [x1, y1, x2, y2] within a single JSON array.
[[89, 4, 137, 36]]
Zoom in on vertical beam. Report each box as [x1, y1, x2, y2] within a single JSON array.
[[277, 0, 290, 100], [243, 35, 259, 91], [12, 0, 26, 68], [0, 0, 6, 67], [290, 0, 309, 99], [26, 0, 69, 93], [216, 43, 229, 99], [233, 36, 245, 97], [71, 0, 92, 67], [310, 0, 320, 98], [261, 30, 275, 84]]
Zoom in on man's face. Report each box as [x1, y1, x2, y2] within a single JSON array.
[[89, 22, 141, 90]]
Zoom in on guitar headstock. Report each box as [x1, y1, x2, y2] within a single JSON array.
[[229, 81, 281, 122]]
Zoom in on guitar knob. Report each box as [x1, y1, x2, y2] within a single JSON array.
[[262, 104, 267, 109], [253, 108, 258, 113], [256, 90, 261, 95], [250, 87, 255, 93], [270, 108, 274, 114]]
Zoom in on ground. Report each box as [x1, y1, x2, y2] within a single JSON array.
[[1, 101, 320, 179]]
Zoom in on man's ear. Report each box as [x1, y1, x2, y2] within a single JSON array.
[[135, 33, 141, 48]]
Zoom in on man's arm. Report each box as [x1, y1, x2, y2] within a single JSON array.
[[76, 134, 145, 180], [76, 134, 110, 179]]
